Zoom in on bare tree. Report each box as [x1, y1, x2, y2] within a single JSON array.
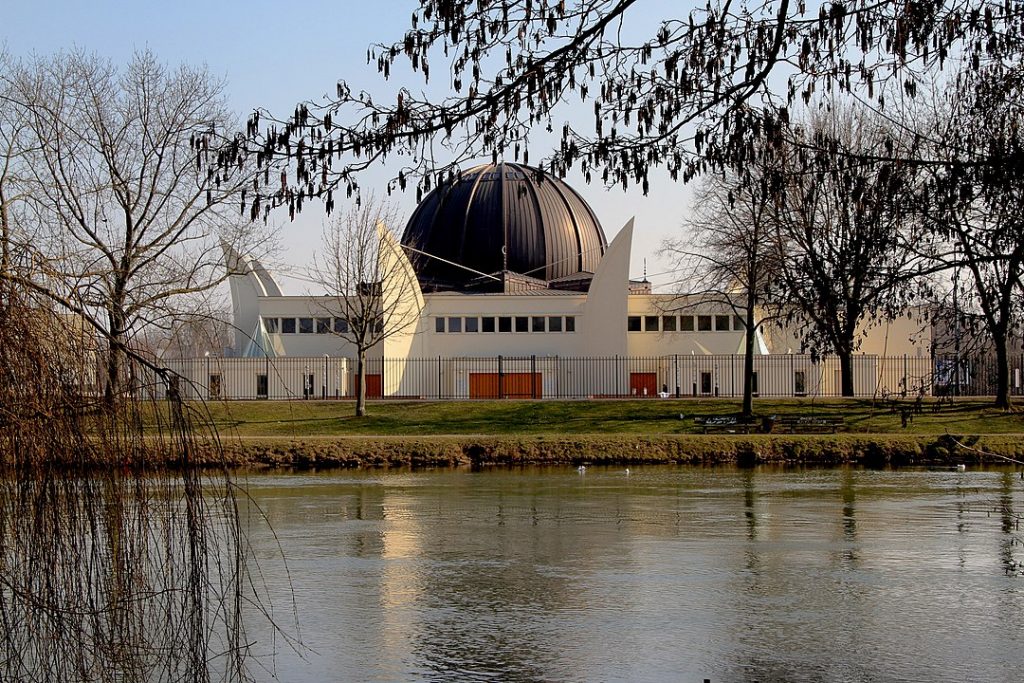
[[0, 50, 36, 280], [769, 108, 922, 396], [921, 66, 1024, 408], [0, 50, 263, 404], [664, 155, 782, 418], [312, 197, 422, 417]]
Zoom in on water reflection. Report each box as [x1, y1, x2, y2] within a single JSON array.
[[243, 466, 1024, 682]]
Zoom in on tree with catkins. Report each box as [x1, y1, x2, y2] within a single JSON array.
[[222, 0, 1024, 220]]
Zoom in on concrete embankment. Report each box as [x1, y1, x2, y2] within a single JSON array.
[[201, 434, 1024, 469]]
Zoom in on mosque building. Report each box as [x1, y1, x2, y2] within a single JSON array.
[[201, 162, 930, 400]]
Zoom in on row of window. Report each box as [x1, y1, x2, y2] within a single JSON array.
[[263, 316, 355, 334], [436, 315, 576, 334], [628, 314, 745, 333]]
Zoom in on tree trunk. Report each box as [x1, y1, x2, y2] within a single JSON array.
[[838, 348, 855, 397], [104, 307, 126, 408], [356, 348, 367, 417], [993, 333, 1012, 410], [741, 290, 757, 418]]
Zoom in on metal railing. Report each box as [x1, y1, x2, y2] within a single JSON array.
[[129, 353, 1024, 401]]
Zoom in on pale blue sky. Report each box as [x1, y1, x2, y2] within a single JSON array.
[[4, 1, 692, 292]]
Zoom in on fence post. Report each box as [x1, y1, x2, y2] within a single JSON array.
[[616, 355, 621, 397], [437, 355, 442, 400], [498, 355, 504, 399], [531, 355, 537, 399], [674, 354, 680, 398]]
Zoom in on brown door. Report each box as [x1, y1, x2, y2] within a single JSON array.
[[630, 372, 657, 397], [469, 372, 542, 399], [503, 373, 543, 399], [469, 373, 500, 399], [353, 374, 383, 398]]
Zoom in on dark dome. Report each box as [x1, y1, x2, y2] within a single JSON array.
[[401, 162, 607, 291]]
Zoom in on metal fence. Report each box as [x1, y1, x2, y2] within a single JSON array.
[[138, 353, 1024, 401]]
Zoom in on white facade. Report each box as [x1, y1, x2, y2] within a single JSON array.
[[206, 221, 931, 399]]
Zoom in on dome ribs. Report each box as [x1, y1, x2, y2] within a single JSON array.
[[399, 162, 605, 291]]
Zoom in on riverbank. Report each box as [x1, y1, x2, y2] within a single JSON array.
[[204, 433, 1024, 469], [158, 398, 1024, 469]]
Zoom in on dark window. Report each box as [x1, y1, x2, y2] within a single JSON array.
[[316, 317, 331, 334], [448, 317, 462, 333], [208, 374, 221, 399], [794, 370, 807, 396], [548, 316, 562, 332], [515, 316, 529, 332], [627, 316, 642, 331], [435, 317, 445, 333], [662, 316, 677, 332], [734, 315, 745, 330], [281, 318, 296, 334], [700, 372, 712, 394], [697, 315, 712, 331], [256, 374, 268, 399], [565, 316, 575, 332], [299, 317, 314, 334], [482, 317, 496, 333], [465, 317, 479, 333], [262, 317, 279, 334], [499, 316, 512, 332], [715, 315, 731, 331], [644, 315, 659, 332], [374, 317, 384, 334], [680, 316, 694, 332], [532, 316, 546, 332], [334, 317, 350, 334]]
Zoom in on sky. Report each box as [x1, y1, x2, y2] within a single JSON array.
[[3, 0, 693, 294]]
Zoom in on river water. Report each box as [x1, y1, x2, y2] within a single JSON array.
[[240, 466, 1024, 682]]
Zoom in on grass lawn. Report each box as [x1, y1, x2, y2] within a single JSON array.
[[168, 398, 1024, 439]]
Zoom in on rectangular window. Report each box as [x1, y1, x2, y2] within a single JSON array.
[[627, 316, 642, 332], [464, 317, 479, 333], [256, 373, 268, 399], [680, 316, 694, 332], [734, 315, 745, 330], [532, 316, 546, 332], [262, 317, 279, 334], [298, 317, 314, 334], [515, 316, 529, 332], [548, 316, 563, 332], [499, 316, 512, 332], [482, 316, 496, 333], [715, 315, 731, 331], [794, 370, 807, 396], [662, 315, 677, 332], [697, 315, 712, 331], [334, 317, 350, 334], [281, 318, 296, 334], [316, 317, 331, 334], [644, 315, 659, 332], [565, 316, 575, 332], [447, 316, 462, 333], [700, 372, 712, 394], [435, 317, 446, 333]]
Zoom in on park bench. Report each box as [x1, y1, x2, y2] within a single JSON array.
[[772, 416, 844, 433], [692, 416, 756, 434]]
